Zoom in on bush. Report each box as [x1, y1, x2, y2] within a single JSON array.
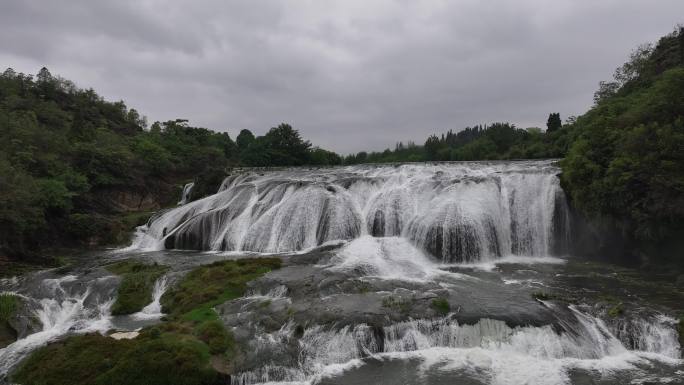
[[195, 320, 232, 355]]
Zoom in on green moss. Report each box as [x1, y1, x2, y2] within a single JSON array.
[[0, 293, 19, 321], [161, 258, 281, 319], [106, 260, 168, 315], [431, 298, 450, 315], [677, 315, 683, 346], [11, 333, 219, 385]]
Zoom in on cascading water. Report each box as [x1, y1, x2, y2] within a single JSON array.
[[230, 310, 681, 385], [131, 276, 169, 320], [0, 275, 116, 377], [131, 161, 570, 263], [178, 182, 195, 205]]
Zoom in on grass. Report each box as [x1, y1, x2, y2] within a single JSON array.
[[106, 260, 168, 315], [12, 257, 282, 385], [0, 293, 19, 321], [431, 298, 450, 315]]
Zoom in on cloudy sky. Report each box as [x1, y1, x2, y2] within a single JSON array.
[[1, 1, 682, 153]]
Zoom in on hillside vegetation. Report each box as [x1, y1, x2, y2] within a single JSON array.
[[0, 69, 339, 260]]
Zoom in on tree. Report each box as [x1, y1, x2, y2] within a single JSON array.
[[36, 67, 52, 84], [236, 129, 255, 149], [424, 135, 441, 160], [263, 123, 311, 166], [546, 113, 562, 133]]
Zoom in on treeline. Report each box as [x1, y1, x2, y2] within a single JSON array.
[[0, 68, 339, 258], [343, 119, 571, 164]]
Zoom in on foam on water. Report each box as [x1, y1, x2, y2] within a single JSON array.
[[230, 311, 682, 385], [328, 236, 443, 281]]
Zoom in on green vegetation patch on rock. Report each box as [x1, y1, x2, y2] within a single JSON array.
[[161, 257, 282, 321], [0, 293, 19, 321], [431, 298, 450, 315], [12, 332, 220, 385], [106, 260, 168, 315], [0, 293, 20, 348]]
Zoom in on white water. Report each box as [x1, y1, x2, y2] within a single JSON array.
[[0, 276, 115, 376], [131, 276, 169, 320], [328, 236, 443, 281], [130, 161, 570, 263], [178, 182, 195, 205], [231, 310, 682, 385]]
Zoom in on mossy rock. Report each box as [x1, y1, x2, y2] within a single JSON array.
[[161, 258, 281, 320], [12, 333, 220, 385], [106, 260, 168, 315]]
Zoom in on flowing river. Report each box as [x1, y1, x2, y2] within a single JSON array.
[[1, 160, 682, 384]]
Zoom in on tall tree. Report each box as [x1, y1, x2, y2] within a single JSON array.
[[546, 113, 562, 132]]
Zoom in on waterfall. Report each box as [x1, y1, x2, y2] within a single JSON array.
[[0, 275, 116, 376], [131, 161, 571, 262], [131, 276, 169, 320]]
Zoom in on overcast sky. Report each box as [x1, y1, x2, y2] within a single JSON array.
[[1, 1, 682, 153]]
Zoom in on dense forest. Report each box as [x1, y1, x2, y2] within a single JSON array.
[[0, 69, 340, 260]]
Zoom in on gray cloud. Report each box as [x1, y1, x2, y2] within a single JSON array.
[[1, 0, 682, 153]]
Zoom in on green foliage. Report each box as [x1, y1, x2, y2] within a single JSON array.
[[561, 26, 684, 264], [106, 260, 168, 315], [431, 298, 450, 315], [0, 69, 339, 259], [11, 333, 219, 385], [546, 113, 562, 133], [195, 320, 233, 355], [343, 121, 571, 164]]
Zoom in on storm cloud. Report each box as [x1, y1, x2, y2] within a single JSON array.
[[1, 0, 682, 153]]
